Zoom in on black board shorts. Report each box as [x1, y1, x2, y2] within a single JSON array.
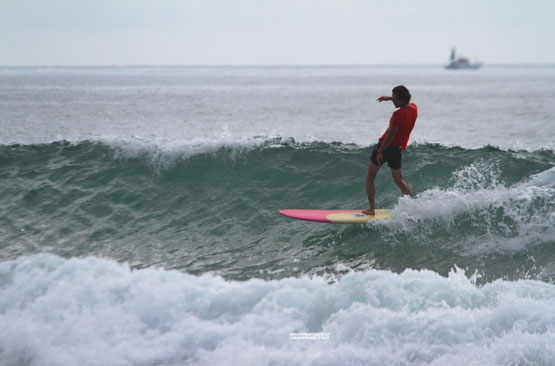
[[370, 142, 402, 169]]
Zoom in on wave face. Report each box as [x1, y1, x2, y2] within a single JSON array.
[[1, 254, 555, 366], [1, 140, 554, 283]]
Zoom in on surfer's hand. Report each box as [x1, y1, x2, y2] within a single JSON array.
[[377, 96, 392, 103], [377, 149, 384, 164]]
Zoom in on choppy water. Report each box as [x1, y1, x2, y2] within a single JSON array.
[[1, 65, 554, 365]]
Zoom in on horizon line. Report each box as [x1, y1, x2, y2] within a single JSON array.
[[2, 62, 555, 68]]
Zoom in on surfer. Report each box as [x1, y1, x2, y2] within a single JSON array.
[[362, 85, 417, 216]]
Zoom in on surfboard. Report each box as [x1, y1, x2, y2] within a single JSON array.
[[280, 209, 391, 224]]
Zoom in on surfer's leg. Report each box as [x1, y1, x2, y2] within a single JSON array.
[[391, 168, 412, 197], [363, 161, 380, 215]]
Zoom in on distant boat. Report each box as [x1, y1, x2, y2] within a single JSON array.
[[445, 47, 482, 69]]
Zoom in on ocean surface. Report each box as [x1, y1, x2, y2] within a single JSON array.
[[1, 65, 554, 365]]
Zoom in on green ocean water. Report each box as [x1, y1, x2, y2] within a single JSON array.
[[2, 140, 553, 284]]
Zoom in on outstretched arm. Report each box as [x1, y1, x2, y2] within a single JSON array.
[[376, 96, 393, 103]]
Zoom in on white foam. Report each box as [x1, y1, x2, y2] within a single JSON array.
[[1, 254, 554, 366], [379, 165, 555, 254], [97, 125, 274, 167], [88, 133, 367, 170]]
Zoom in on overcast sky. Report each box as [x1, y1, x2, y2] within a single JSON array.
[[1, 0, 554, 65]]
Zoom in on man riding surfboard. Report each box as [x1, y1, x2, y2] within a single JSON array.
[[363, 85, 417, 216]]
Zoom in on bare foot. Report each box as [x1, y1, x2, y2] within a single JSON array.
[[361, 208, 375, 216]]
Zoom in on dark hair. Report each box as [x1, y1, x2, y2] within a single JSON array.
[[392, 85, 411, 104]]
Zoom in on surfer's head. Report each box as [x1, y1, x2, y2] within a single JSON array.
[[392, 85, 411, 107]]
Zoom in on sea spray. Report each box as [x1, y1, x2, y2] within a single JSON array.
[[1, 254, 554, 366]]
